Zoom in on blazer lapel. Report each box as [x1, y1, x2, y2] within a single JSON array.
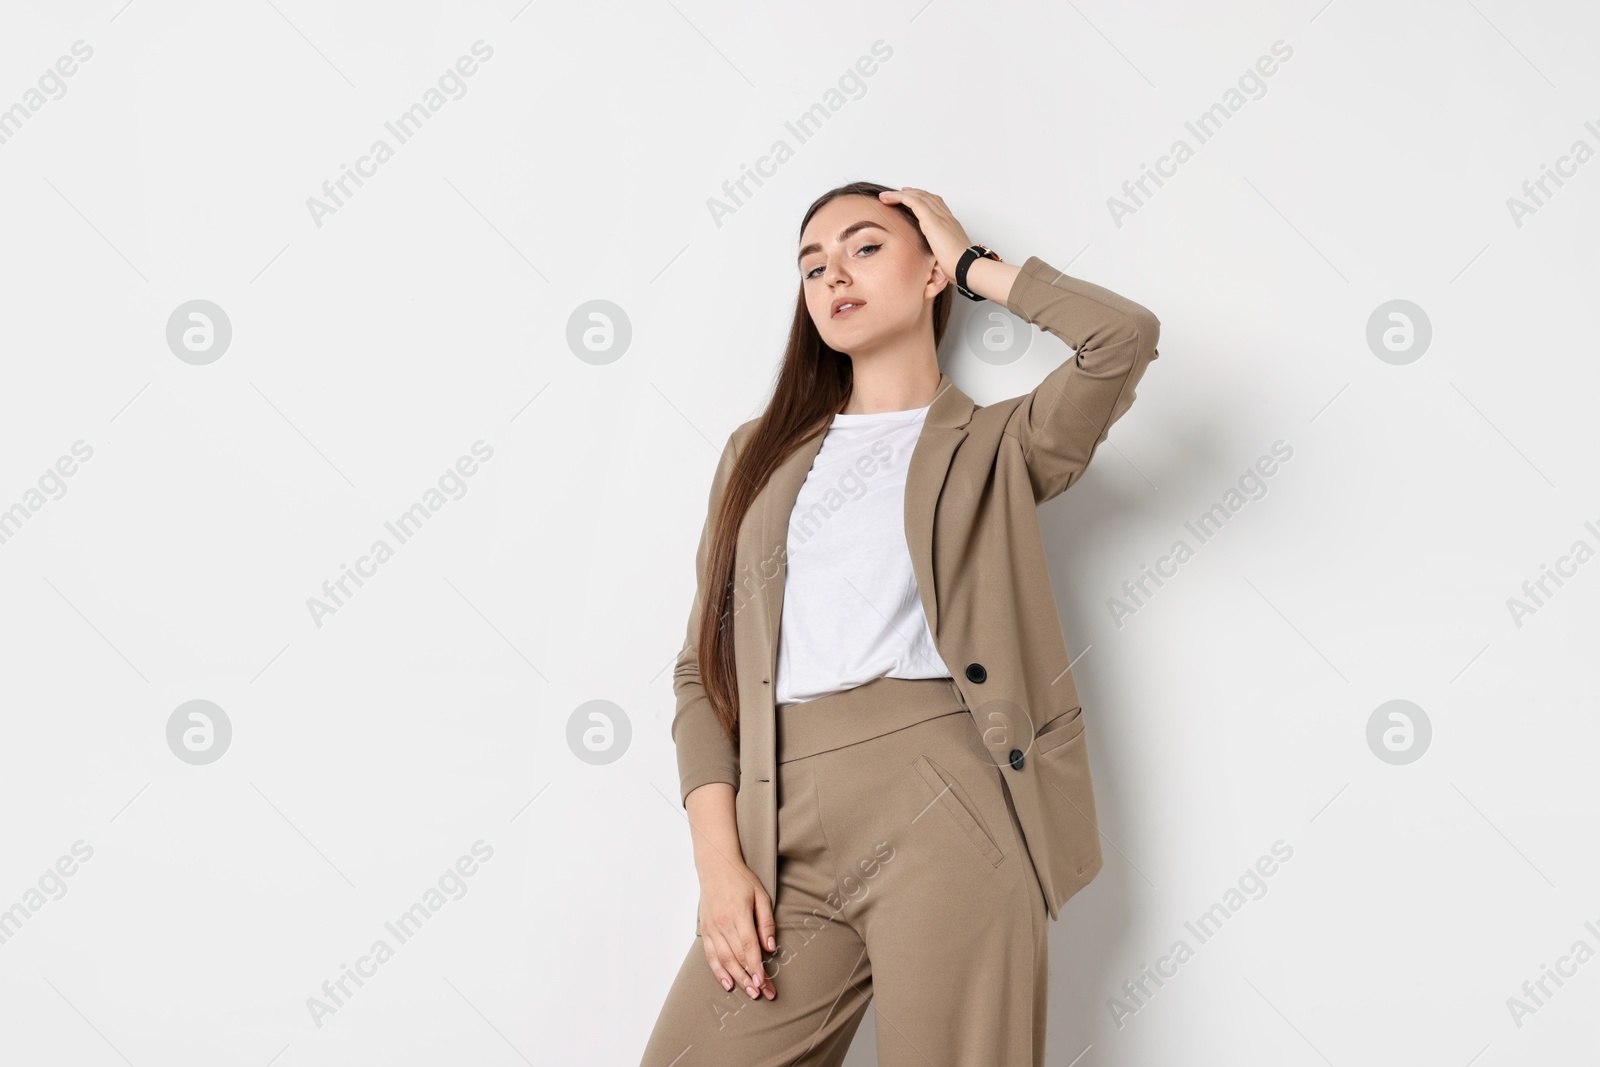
[[756, 424, 829, 686], [753, 372, 977, 683], [904, 373, 975, 637]]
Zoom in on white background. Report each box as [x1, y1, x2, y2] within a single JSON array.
[[1, 1, 1597, 1064]]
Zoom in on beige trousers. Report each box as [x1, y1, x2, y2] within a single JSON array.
[[641, 675, 1050, 1066]]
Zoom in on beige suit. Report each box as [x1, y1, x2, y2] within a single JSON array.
[[672, 254, 1161, 930]]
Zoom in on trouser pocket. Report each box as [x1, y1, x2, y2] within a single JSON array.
[[912, 754, 1005, 867]]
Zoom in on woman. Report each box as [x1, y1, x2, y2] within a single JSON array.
[[641, 181, 1162, 1066]]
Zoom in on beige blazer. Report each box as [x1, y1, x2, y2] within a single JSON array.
[[673, 254, 1161, 927]]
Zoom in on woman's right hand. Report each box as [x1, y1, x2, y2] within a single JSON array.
[[697, 860, 777, 1000]]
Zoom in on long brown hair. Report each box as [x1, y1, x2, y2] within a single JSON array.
[[696, 180, 957, 748]]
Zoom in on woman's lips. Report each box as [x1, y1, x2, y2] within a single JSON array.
[[833, 301, 865, 319]]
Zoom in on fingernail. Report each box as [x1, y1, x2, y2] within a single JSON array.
[[721, 978, 732, 991], [747, 985, 758, 999], [767, 935, 775, 950]]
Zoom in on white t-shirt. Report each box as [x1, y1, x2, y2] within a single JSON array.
[[773, 403, 952, 707]]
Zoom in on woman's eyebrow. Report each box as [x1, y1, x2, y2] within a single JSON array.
[[797, 221, 887, 266]]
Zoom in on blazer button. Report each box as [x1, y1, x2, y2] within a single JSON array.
[[965, 662, 987, 684], [1008, 748, 1024, 771]]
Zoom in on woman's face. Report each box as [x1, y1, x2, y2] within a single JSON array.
[[797, 194, 939, 354]]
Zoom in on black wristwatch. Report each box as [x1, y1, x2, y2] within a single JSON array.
[[954, 244, 1002, 301]]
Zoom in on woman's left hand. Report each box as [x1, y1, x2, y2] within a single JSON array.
[[877, 187, 974, 284]]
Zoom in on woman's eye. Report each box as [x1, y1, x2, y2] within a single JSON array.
[[802, 243, 881, 280]]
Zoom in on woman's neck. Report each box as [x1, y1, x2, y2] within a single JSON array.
[[839, 362, 940, 415]]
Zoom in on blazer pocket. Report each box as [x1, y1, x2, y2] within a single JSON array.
[[913, 754, 1005, 867], [1031, 705, 1102, 898], [1032, 706, 1085, 755]]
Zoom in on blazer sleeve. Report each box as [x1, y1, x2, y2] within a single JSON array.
[[1002, 255, 1162, 505], [671, 429, 743, 806]]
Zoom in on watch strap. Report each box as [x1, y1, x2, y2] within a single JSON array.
[[954, 244, 1001, 301]]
